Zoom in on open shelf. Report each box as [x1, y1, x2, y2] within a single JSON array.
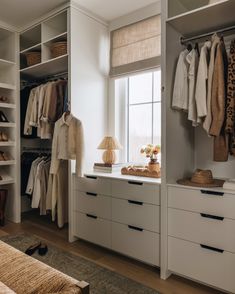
[[0, 178, 14, 185], [0, 83, 16, 90], [0, 122, 16, 128], [0, 160, 15, 166], [0, 59, 15, 67], [42, 11, 67, 42], [0, 141, 15, 147], [166, 0, 234, 37], [0, 28, 16, 63], [20, 24, 41, 52], [20, 43, 41, 54], [43, 32, 67, 44], [0, 103, 16, 109], [20, 54, 68, 78]]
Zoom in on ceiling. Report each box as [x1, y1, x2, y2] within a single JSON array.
[[0, 0, 158, 29], [73, 0, 159, 22], [0, 0, 68, 28]]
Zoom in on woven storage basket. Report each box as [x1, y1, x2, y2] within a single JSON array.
[[50, 41, 67, 58], [25, 52, 41, 67]]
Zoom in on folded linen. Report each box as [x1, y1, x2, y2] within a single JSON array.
[[223, 180, 235, 190]]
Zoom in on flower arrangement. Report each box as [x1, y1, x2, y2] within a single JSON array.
[[140, 144, 161, 162]]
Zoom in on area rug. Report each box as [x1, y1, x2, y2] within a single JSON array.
[[0, 234, 160, 294]]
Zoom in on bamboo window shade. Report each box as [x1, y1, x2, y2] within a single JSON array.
[[110, 15, 161, 77]]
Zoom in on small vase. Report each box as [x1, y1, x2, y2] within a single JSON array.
[[148, 159, 160, 173]]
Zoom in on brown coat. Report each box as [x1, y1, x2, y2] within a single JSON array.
[[210, 39, 228, 161]]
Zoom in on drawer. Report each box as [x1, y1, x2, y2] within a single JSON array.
[[112, 222, 159, 266], [112, 198, 160, 233], [112, 180, 160, 205], [168, 186, 235, 219], [74, 175, 111, 195], [168, 208, 235, 253], [74, 191, 111, 220], [74, 212, 111, 248], [168, 236, 235, 293]]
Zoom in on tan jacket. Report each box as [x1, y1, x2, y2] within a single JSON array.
[[210, 40, 227, 136], [50, 113, 83, 176]]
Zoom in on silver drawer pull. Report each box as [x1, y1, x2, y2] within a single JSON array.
[[200, 213, 224, 221], [201, 190, 224, 196], [86, 192, 97, 197], [86, 214, 97, 219], [128, 181, 143, 186], [128, 200, 143, 206], [200, 244, 224, 253], [86, 176, 97, 180], [128, 225, 143, 232]]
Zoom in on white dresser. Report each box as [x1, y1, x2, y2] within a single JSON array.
[[168, 184, 235, 293], [71, 172, 161, 266]]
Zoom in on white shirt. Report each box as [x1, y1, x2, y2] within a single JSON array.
[[186, 49, 199, 126], [25, 157, 43, 195], [195, 41, 211, 119], [172, 49, 189, 111], [203, 34, 220, 134]]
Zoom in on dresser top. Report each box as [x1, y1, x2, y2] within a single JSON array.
[[167, 182, 235, 195], [80, 171, 161, 185]]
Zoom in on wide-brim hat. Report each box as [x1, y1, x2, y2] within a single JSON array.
[[177, 169, 224, 188]]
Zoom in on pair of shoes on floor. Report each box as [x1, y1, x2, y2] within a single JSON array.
[[0, 132, 8, 141], [25, 242, 48, 256], [0, 151, 13, 161], [0, 111, 8, 123]]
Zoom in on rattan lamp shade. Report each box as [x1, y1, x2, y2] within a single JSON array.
[[97, 136, 122, 164], [98, 136, 122, 150]]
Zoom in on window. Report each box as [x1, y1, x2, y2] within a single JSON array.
[[128, 70, 161, 163], [114, 69, 161, 164]]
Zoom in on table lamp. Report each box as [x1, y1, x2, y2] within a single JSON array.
[[98, 136, 122, 164]]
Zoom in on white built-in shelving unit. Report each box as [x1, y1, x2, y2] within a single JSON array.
[[20, 10, 68, 79], [161, 0, 235, 292], [0, 27, 19, 223]]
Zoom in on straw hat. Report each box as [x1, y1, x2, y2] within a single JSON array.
[[177, 169, 224, 188]]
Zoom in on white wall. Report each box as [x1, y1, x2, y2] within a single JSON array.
[[109, 1, 161, 31], [70, 6, 109, 172]]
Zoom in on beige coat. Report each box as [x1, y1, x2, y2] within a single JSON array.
[[50, 113, 83, 176]]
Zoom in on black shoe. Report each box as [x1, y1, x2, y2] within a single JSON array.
[[0, 111, 8, 123], [25, 242, 41, 256], [38, 243, 48, 256]]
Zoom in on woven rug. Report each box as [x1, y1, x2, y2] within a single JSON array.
[[0, 234, 160, 294]]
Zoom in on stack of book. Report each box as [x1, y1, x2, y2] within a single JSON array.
[[93, 163, 124, 173]]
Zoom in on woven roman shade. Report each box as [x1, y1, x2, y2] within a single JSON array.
[[110, 15, 161, 77]]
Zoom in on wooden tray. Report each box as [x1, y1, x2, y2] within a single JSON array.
[[121, 166, 161, 179]]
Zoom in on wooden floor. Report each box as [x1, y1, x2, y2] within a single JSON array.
[[0, 212, 222, 294]]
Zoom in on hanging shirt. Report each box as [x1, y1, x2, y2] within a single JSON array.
[[50, 113, 83, 176], [24, 87, 37, 136], [186, 48, 199, 126], [195, 41, 211, 119], [172, 49, 189, 110], [25, 157, 44, 195], [203, 34, 220, 134]]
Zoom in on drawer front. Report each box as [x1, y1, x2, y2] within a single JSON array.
[[74, 191, 111, 220], [168, 236, 235, 293], [168, 186, 235, 219], [74, 212, 111, 248], [112, 180, 160, 205], [168, 208, 235, 253], [112, 198, 160, 233], [112, 222, 159, 266], [74, 175, 111, 195]]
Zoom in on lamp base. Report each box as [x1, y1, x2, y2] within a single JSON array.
[[102, 150, 116, 164]]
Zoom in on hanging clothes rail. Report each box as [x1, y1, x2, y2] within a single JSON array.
[[180, 24, 235, 45]]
